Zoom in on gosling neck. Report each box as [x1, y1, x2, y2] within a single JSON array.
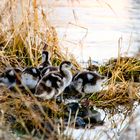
[[60, 68, 72, 87]]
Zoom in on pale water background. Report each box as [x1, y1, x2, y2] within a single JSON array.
[[45, 0, 140, 63]]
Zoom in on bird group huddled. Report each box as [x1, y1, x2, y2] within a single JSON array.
[[0, 50, 106, 101]]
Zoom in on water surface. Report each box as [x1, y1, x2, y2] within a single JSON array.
[[46, 0, 140, 63]]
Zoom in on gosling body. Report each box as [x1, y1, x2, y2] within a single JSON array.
[[0, 68, 22, 89], [35, 61, 73, 100], [72, 71, 105, 94], [21, 67, 41, 92]]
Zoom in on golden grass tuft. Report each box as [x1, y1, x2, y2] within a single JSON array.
[[100, 57, 140, 83], [86, 56, 140, 114], [0, 0, 77, 139], [88, 82, 140, 108], [0, 0, 80, 69]]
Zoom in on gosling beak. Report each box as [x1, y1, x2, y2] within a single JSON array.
[[71, 65, 77, 71]]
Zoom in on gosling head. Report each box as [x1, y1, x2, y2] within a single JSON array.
[[42, 51, 51, 64], [60, 61, 73, 71]]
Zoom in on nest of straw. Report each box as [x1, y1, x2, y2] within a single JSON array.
[[99, 57, 140, 82], [86, 57, 140, 114], [87, 82, 140, 108]]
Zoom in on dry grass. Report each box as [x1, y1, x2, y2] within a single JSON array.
[[86, 56, 140, 113], [0, 0, 77, 140], [0, 0, 140, 140], [100, 57, 140, 82]]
